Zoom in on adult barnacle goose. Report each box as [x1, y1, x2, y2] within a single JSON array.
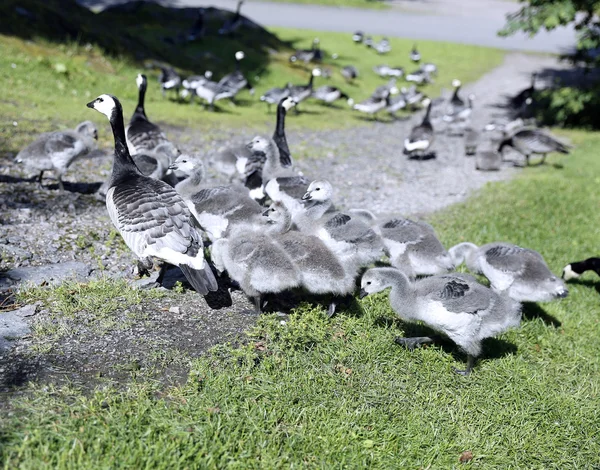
[[126, 74, 170, 155], [218, 51, 255, 100], [87, 94, 217, 295], [403, 98, 434, 159], [157, 65, 181, 99]]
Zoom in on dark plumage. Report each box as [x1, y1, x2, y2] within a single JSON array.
[[404, 99, 434, 158], [562, 257, 600, 281], [499, 128, 571, 165]]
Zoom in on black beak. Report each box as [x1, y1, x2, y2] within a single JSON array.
[[86, 100, 95, 109], [557, 289, 569, 298], [246, 143, 253, 149], [301, 192, 311, 201], [359, 288, 369, 299]]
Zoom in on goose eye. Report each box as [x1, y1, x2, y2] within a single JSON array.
[[366, 281, 371, 285], [315, 188, 320, 191]]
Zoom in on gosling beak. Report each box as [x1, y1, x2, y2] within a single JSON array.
[[301, 192, 312, 201], [168, 163, 178, 170], [359, 288, 369, 299], [246, 142, 253, 150], [262, 209, 270, 217]]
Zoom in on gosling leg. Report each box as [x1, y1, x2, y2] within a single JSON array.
[[453, 355, 476, 376], [394, 336, 434, 351]]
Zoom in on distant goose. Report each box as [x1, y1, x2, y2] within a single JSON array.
[[403, 98, 434, 159], [352, 31, 364, 43], [290, 38, 321, 64], [14, 121, 98, 192], [353, 93, 391, 119], [157, 65, 181, 99], [218, 0, 245, 35], [498, 128, 571, 165], [181, 72, 211, 99], [464, 127, 479, 156], [193, 75, 236, 110], [511, 72, 537, 109], [372, 37, 392, 54], [288, 68, 322, 111], [218, 51, 255, 100], [86, 94, 217, 295], [169, 156, 264, 240], [186, 7, 206, 42], [386, 91, 407, 117], [271, 96, 297, 168], [211, 227, 301, 314], [363, 36, 374, 48], [373, 64, 404, 78], [341, 65, 359, 82], [264, 201, 357, 316], [126, 74, 170, 155], [377, 217, 454, 278], [410, 44, 421, 63], [420, 62, 438, 76], [449, 242, 569, 302], [313, 85, 351, 105], [404, 86, 424, 109], [405, 69, 432, 85], [260, 84, 291, 112], [371, 78, 399, 100], [442, 79, 468, 122], [360, 268, 522, 375], [444, 94, 475, 125], [562, 257, 600, 281]]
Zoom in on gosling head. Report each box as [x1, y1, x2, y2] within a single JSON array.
[[86, 94, 119, 121], [301, 180, 333, 202], [538, 275, 569, 300], [75, 121, 98, 140], [359, 268, 392, 298], [246, 135, 270, 153], [235, 51, 245, 61], [168, 154, 199, 175], [262, 201, 288, 224]]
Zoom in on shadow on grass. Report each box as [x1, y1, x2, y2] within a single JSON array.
[[566, 278, 600, 295], [522, 302, 562, 328]]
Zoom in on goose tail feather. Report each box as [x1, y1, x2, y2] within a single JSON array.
[[180, 264, 218, 294]]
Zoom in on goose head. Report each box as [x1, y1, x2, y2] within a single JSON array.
[[246, 136, 270, 153], [235, 50, 245, 61], [313, 37, 320, 45], [86, 94, 118, 119], [302, 180, 333, 202], [561, 264, 579, 281], [136, 73, 147, 90], [312, 68, 322, 77], [452, 79, 462, 88], [280, 96, 297, 111], [359, 268, 394, 298], [538, 275, 569, 300], [168, 154, 200, 175], [262, 201, 287, 223], [204, 70, 213, 79]]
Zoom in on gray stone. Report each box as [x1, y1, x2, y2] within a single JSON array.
[[0, 261, 92, 291], [0, 309, 31, 353], [169, 306, 181, 314]]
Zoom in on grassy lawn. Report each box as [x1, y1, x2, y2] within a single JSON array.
[[0, 20, 504, 153], [1, 132, 599, 467]]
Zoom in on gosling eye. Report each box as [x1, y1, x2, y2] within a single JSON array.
[[315, 188, 320, 191], [366, 281, 371, 286]]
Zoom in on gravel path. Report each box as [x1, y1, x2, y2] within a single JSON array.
[[0, 52, 561, 392]]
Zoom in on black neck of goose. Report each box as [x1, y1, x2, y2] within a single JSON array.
[[308, 73, 315, 89], [235, 0, 242, 15], [235, 58, 241, 73], [498, 137, 512, 153], [109, 105, 141, 186], [422, 102, 432, 124], [133, 82, 148, 120], [572, 258, 600, 276], [451, 86, 460, 101], [273, 103, 292, 167]]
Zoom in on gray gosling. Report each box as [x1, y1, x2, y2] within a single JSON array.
[[360, 268, 522, 375], [169, 155, 264, 241], [15, 121, 98, 192], [377, 217, 454, 279], [449, 242, 569, 302], [264, 201, 358, 316]]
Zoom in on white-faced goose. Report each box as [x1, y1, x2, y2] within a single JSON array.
[[410, 44, 421, 63], [449, 242, 569, 302], [372, 37, 391, 55], [360, 268, 522, 375], [260, 84, 291, 112], [353, 93, 392, 119], [352, 31, 364, 43], [475, 138, 502, 171], [87, 94, 217, 295], [562, 258, 600, 281], [341, 65, 359, 82], [312, 85, 351, 106], [403, 98, 434, 159], [126, 74, 170, 155], [289, 38, 321, 64], [217, 51, 255, 100], [511, 72, 537, 109], [288, 68, 321, 112], [405, 69, 432, 85], [373, 64, 404, 78], [498, 127, 571, 165], [14, 121, 98, 192], [157, 66, 181, 99]]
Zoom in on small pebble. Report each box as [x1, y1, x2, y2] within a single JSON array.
[[169, 306, 180, 314]]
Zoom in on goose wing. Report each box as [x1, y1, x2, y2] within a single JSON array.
[[44, 132, 79, 155], [380, 218, 426, 244], [126, 118, 168, 153], [408, 122, 433, 143], [107, 175, 216, 293], [514, 129, 570, 154], [420, 274, 492, 315], [482, 244, 530, 274]]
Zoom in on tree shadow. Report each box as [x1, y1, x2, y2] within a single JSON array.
[[522, 302, 562, 328]]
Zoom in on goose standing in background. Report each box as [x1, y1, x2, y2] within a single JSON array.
[[475, 138, 502, 171], [157, 65, 181, 99], [371, 78, 398, 100], [186, 7, 206, 42], [219, 0, 245, 35], [14, 121, 98, 192], [377, 217, 454, 279], [218, 51, 255, 101], [271, 96, 296, 169], [352, 31, 364, 43], [562, 257, 600, 281], [288, 68, 321, 112], [360, 268, 522, 375], [386, 91, 408, 118], [420, 62, 438, 76], [126, 74, 170, 155], [290, 38, 321, 65], [405, 69, 432, 85], [373, 65, 404, 78], [442, 79, 467, 122], [353, 93, 391, 119], [341, 65, 359, 82], [193, 74, 236, 110], [260, 84, 291, 112], [404, 98, 434, 159], [511, 72, 537, 109], [410, 44, 421, 63], [449, 242, 569, 302], [86, 94, 217, 295], [372, 37, 392, 54], [498, 128, 571, 165], [313, 85, 351, 106]]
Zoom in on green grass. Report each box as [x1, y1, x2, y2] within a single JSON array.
[[0, 25, 504, 153], [2, 132, 600, 468], [264, 0, 389, 9]]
